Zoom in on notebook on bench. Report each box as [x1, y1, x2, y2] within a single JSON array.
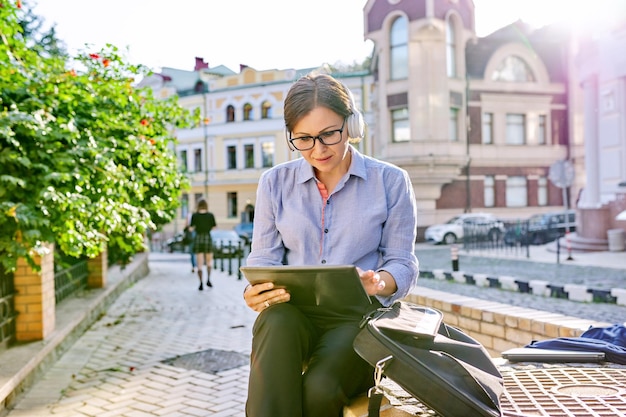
[[501, 347, 605, 363]]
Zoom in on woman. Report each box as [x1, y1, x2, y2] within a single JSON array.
[[189, 198, 216, 290], [242, 73, 419, 417]]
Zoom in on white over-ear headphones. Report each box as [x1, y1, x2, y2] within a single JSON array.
[[344, 87, 365, 139]]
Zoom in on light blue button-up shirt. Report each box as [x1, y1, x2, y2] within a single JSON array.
[[247, 147, 419, 305]]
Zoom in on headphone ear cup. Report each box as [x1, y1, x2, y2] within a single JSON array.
[[346, 111, 364, 139], [344, 86, 364, 139]]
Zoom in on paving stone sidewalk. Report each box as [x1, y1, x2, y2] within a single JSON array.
[[5, 252, 255, 417]]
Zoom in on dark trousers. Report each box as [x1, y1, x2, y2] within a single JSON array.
[[245, 302, 379, 417]]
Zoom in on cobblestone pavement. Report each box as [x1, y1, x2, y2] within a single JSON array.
[[4, 247, 626, 417], [6, 252, 256, 417], [415, 244, 626, 325]]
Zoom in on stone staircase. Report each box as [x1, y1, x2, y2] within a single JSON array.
[[550, 232, 609, 252]]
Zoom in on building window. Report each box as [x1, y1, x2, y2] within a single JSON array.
[[446, 18, 456, 77], [537, 176, 548, 206], [243, 103, 253, 121], [537, 115, 547, 145], [506, 114, 525, 145], [180, 150, 188, 172], [261, 141, 274, 168], [261, 100, 272, 119], [390, 16, 408, 80], [506, 176, 528, 207], [194, 149, 202, 172], [181, 193, 189, 219], [449, 108, 459, 141], [226, 105, 235, 122], [482, 112, 493, 144], [227, 145, 237, 170], [492, 56, 535, 82], [484, 175, 495, 207], [193, 193, 203, 209], [244, 144, 254, 168], [391, 107, 410, 142], [227, 192, 238, 218]]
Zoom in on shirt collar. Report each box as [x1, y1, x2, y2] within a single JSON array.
[[295, 146, 367, 184]]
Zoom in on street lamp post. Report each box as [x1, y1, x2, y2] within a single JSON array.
[[202, 86, 209, 199]]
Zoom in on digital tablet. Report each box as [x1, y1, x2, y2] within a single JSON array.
[[501, 348, 605, 363], [240, 265, 373, 312]]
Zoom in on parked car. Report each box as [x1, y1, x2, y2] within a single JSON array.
[[424, 213, 505, 245], [165, 232, 186, 253], [234, 222, 254, 244], [505, 210, 576, 245], [210, 229, 245, 259]]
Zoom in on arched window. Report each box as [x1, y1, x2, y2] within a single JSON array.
[[390, 16, 408, 80], [243, 103, 253, 121], [446, 18, 456, 77], [261, 100, 272, 119], [492, 56, 535, 82], [226, 105, 235, 122]]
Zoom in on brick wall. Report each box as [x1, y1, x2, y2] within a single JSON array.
[[13, 244, 56, 341], [405, 287, 610, 357]]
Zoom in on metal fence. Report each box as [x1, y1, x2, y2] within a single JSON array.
[[462, 218, 574, 258], [0, 266, 16, 349], [462, 220, 530, 256], [212, 239, 248, 279], [54, 260, 89, 304]]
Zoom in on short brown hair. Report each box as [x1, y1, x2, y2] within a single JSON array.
[[284, 73, 357, 139]]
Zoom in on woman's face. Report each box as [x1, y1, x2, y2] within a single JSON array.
[[291, 106, 351, 177]]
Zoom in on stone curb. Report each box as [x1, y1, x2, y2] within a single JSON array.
[[422, 269, 624, 305]]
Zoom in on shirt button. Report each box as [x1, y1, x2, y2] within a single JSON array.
[[321, 260, 326, 264], [324, 229, 328, 233]]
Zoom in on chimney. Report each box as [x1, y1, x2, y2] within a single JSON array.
[[240, 64, 248, 72], [194, 57, 209, 71]]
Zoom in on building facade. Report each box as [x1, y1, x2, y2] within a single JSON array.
[[364, 0, 582, 231], [141, 61, 373, 239], [146, 0, 602, 243], [574, 22, 626, 248]]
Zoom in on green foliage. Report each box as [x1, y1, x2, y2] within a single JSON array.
[[0, 2, 194, 271]]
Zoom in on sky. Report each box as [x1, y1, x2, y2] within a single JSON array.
[[31, 0, 625, 73]]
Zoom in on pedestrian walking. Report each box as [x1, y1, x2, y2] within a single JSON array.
[[242, 73, 419, 416], [184, 212, 197, 273], [188, 198, 217, 290]]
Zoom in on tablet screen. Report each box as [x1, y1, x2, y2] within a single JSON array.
[[240, 265, 373, 312]]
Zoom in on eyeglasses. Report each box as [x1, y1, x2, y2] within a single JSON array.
[[289, 119, 346, 151]]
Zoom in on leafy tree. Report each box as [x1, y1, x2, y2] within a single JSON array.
[[328, 54, 373, 73], [15, 0, 67, 58], [0, 2, 195, 271]]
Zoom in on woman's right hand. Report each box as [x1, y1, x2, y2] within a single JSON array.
[[243, 282, 290, 312]]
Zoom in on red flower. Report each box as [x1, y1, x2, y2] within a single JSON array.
[[89, 53, 100, 60], [17, 0, 21, 9], [102, 59, 110, 67], [140, 119, 148, 126]]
